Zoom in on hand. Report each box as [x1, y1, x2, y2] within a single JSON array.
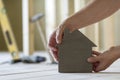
[[56, 19, 76, 44], [49, 19, 74, 61], [88, 46, 120, 72], [56, 21, 67, 44], [49, 30, 58, 61]]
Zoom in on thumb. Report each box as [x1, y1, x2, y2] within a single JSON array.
[[56, 27, 64, 44], [95, 61, 108, 72], [87, 56, 99, 63]]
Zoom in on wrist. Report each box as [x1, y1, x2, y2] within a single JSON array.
[[109, 46, 120, 59], [64, 18, 79, 32], [115, 46, 120, 58]]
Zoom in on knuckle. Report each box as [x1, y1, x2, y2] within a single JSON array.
[[109, 46, 115, 51], [102, 67, 106, 70]]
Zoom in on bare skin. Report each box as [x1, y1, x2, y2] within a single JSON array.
[[49, 0, 120, 72], [89, 47, 120, 72]]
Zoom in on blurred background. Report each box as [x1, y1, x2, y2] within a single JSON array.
[[0, 0, 120, 54], [0, 1, 120, 79]]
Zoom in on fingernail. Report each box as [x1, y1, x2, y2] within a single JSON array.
[[87, 58, 91, 62], [57, 40, 61, 44], [56, 40, 59, 44], [52, 48, 57, 51]]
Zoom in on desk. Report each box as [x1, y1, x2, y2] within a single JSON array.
[[0, 53, 120, 80]]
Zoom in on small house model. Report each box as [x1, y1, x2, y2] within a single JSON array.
[[58, 28, 96, 73]]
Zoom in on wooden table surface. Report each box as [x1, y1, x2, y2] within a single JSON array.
[[0, 53, 120, 80]]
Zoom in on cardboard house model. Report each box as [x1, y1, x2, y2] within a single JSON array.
[[58, 28, 96, 73]]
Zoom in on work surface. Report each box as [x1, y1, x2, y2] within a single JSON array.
[[0, 53, 120, 80]]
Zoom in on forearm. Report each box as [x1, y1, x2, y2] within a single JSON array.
[[112, 46, 120, 59], [67, 0, 120, 30]]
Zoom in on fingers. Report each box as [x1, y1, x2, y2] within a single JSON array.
[[88, 56, 100, 72], [52, 50, 58, 61], [91, 58, 109, 72], [95, 62, 107, 72], [49, 46, 57, 51], [56, 25, 65, 44], [48, 30, 59, 61], [87, 56, 99, 63], [93, 62, 99, 72], [90, 50, 117, 72], [88, 55, 106, 72], [49, 46, 58, 61], [92, 51, 101, 56], [49, 31, 58, 51]]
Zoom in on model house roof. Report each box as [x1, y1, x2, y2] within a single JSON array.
[[62, 28, 96, 47]]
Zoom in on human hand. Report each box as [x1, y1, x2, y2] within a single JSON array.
[[48, 30, 58, 61], [49, 19, 75, 60], [56, 19, 76, 44], [88, 46, 120, 72]]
